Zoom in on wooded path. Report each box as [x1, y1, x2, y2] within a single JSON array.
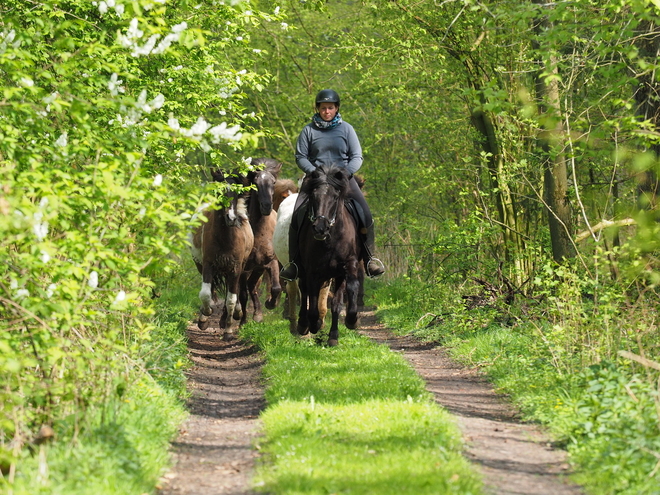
[[158, 309, 582, 495]]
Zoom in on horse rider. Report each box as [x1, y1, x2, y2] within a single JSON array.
[[279, 89, 386, 282]]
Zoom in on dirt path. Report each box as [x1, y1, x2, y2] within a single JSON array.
[[158, 316, 265, 495], [357, 308, 582, 495], [158, 308, 582, 495]]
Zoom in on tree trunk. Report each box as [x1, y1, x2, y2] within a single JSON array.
[[532, 0, 576, 262]]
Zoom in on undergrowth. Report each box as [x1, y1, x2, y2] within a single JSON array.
[[2, 262, 194, 495], [371, 277, 660, 495]]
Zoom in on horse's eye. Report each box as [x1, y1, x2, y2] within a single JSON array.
[[334, 171, 344, 181]]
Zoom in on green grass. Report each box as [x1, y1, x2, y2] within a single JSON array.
[[2, 264, 195, 495], [240, 316, 483, 495], [9, 378, 187, 495], [371, 278, 660, 495]]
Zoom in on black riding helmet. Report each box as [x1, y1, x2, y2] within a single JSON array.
[[315, 89, 340, 107]]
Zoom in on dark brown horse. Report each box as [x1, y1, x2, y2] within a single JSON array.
[[190, 169, 254, 340], [239, 158, 282, 325], [296, 165, 361, 346]]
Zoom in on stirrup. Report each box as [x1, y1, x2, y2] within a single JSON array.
[[366, 257, 385, 278], [280, 261, 299, 282]]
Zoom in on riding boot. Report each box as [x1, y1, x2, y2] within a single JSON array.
[[280, 208, 303, 282], [362, 222, 385, 278]]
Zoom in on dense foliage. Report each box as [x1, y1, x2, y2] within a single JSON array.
[[3, 0, 660, 492], [0, 0, 277, 491]]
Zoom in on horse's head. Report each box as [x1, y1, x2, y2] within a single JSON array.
[[210, 168, 249, 226], [248, 158, 282, 216], [303, 165, 350, 241]]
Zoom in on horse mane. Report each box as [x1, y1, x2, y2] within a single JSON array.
[[250, 157, 282, 176], [302, 165, 349, 196]]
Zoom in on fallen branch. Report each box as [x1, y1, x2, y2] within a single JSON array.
[[618, 350, 660, 372], [574, 218, 636, 243]]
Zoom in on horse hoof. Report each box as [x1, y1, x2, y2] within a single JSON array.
[[327, 339, 338, 347], [265, 299, 277, 310], [345, 315, 358, 330], [198, 319, 210, 330], [297, 324, 309, 336], [223, 331, 236, 342], [253, 313, 263, 323]]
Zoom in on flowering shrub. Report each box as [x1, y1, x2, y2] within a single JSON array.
[[0, 0, 285, 485]]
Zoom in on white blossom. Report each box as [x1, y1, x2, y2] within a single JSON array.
[[189, 117, 210, 136], [281, 22, 288, 29], [153, 32, 181, 54], [55, 132, 68, 147], [40, 250, 50, 263], [168, 117, 180, 131], [98, 1, 108, 14], [208, 122, 242, 143], [126, 18, 143, 40], [20, 77, 34, 87], [33, 221, 48, 241], [108, 73, 125, 96], [115, 290, 126, 302], [150, 93, 165, 110], [153, 174, 163, 187], [46, 284, 56, 298], [172, 21, 188, 33], [88, 270, 99, 289], [253, 49, 261, 53], [15, 289, 29, 299], [274, 6, 280, 14], [115, 3, 125, 16], [131, 34, 159, 57]]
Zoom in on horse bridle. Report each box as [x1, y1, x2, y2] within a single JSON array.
[[308, 195, 340, 228]]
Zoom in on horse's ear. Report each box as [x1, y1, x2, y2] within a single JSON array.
[[210, 168, 225, 182], [247, 169, 257, 182], [268, 160, 283, 177]]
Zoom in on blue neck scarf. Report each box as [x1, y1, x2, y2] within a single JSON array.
[[312, 112, 342, 130]]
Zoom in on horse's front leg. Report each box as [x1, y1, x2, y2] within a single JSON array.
[[285, 279, 300, 336], [328, 278, 345, 347], [306, 280, 322, 335], [318, 280, 331, 329], [223, 273, 241, 340], [296, 277, 310, 336], [247, 268, 265, 323], [264, 259, 282, 310], [344, 259, 360, 330], [198, 264, 214, 330], [238, 271, 250, 327]]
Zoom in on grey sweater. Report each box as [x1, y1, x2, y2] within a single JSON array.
[[295, 121, 363, 175]]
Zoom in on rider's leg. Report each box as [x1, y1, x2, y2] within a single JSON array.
[[279, 190, 307, 281], [347, 178, 385, 278]]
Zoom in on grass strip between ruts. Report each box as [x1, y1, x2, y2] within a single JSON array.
[[240, 318, 483, 494]]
